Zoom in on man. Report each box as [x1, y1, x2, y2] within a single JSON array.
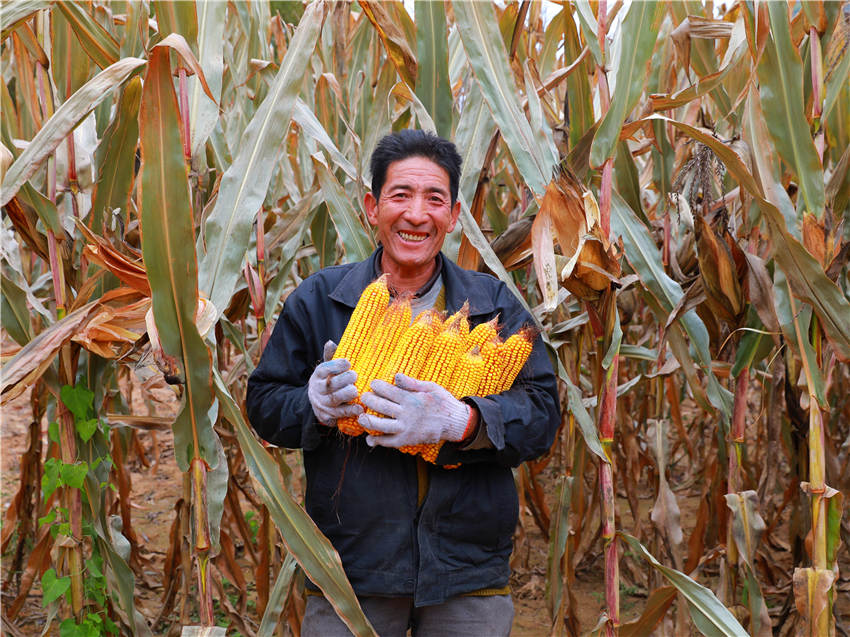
[[246, 130, 560, 636]]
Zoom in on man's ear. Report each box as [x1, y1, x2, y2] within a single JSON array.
[[446, 200, 461, 232], [364, 191, 379, 226]]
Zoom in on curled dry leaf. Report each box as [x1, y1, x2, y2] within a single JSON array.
[[537, 165, 621, 302], [71, 293, 150, 359], [79, 222, 151, 295], [694, 215, 745, 324]]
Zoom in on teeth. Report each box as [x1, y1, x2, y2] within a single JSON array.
[[399, 231, 427, 242]]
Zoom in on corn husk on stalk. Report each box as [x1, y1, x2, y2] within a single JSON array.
[[333, 287, 535, 463]]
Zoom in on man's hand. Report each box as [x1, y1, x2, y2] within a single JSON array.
[[307, 340, 363, 426], [358, 373, 474, 448]]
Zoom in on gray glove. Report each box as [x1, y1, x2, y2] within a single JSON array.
[[307, 341, 363, 426], [358, 373, 472, 448]]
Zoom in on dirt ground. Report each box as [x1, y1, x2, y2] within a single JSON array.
[[2, 378, 848, 635]]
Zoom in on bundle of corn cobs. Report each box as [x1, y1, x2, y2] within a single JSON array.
[[332, 274, 535, 464]]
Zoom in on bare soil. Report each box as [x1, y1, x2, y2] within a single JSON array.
[[3, 380, 848, 635]]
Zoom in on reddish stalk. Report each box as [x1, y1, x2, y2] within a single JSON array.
[[256, 206, 268, 349], [178, 67, 192, 161], [191, 457, 213, 625], [593, 4, 618, 631], [809, 28, 823, 121], [726, 366, 749, 581]]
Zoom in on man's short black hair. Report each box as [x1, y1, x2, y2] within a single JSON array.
[[370, 130, 463, 205]]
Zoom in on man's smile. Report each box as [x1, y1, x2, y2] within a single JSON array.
[[397, 230, 429, 242]]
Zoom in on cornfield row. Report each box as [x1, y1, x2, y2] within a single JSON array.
[[0, 1, 848, 635]]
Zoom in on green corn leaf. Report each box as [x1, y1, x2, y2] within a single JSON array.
[[0, 57, 146, 207], [139, 44, 216, 470], [206, 431, 228, 551], [573, 0, 602, 66], [312, 155, 374, 263], [188, 0, 225, 157], [0, 274, 33, 346], [257, 553, 298, 637], [555, 357, 608, 464], [757, 2, 825, 215], [216, 371, 378, 637], [294, 98, 358, 183], [454, 0, 554, 196], [621, 533, 747, 636], [415, 0, 452, 138], [198, 1, 323, 319], [563, 8, 594, 149], [590, 0, 662, 168], [773, 269, 826, 406], [545, 475, 574, 620], [152, 0, 198, 44], [311, 204, 338, 269], [91, 77, 141, 231], [55, 1, 120, 69]]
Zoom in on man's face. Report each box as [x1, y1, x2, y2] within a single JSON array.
[[364, 156, 461, 276]]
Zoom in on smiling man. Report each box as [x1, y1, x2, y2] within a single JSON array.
[[246, 130, 559, 636]]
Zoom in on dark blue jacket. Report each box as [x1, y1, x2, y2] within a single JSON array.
[[246, 249, 560, 606]]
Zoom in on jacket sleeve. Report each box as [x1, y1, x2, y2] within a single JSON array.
[[245, 289, 326, 451], [437, 285, 561, 468]]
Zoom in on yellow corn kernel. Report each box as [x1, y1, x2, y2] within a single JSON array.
[[420, 323, 465, 384], [399, 320, 466, 459]]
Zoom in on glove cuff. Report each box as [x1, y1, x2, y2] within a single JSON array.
[[442, 400, 473, 442]]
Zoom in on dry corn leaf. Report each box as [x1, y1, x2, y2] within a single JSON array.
[[695, 215, 744, 323], [72, 296, 150, 358], [80, 222, 151, 295]]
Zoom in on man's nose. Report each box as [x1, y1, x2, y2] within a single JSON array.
[[404, 195, 428, 222]]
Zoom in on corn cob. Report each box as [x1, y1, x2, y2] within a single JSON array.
[[400, 318, 466, 459], [413, 348, 487, 464], [494, 327, 535, 391], [363, 311, 440, 434], [465, 316, 499, 352], [333, 274, 390, 370], [337, 297, 411, 435], [445, 302, 470, 339], [476, 338, 504, 397]]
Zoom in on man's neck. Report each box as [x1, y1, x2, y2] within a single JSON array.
[[380, 253, 437, 295]]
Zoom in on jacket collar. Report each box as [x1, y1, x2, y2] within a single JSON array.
[[329, 248, 497, 318]]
